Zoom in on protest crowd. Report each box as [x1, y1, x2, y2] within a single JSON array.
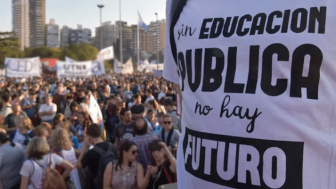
[[0, 73, 181, 189]]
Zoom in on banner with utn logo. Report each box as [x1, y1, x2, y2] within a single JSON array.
[[65, 57, 105, 76], [57, 61, 92, 79], [5, 57, 41, 78]]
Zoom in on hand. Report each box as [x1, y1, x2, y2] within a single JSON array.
[[32, 102, 37, 106], [159, 142, 170, 154], [147, 165, 158, 175]]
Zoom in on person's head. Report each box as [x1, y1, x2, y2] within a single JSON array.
[[33, 84, 40, 92], [12, 104, 22, 115], [134, 118, 148, 136], [28, 91, 36, 100], [161, 84, 167, 93], [157, 112, 165, 126], [78, 111, 92, 129], [91, 82, 97, 90], [115, 141, 138, 170], [117, 86, 123, 92], [93, 91, 99, 100], [51, 128, 72, 150], [126, 83, 130, 91], [147, 100, 159, 111], [44, 86, 49, 93], [40, 122, 52, 136], [120, 107, 132, 124], [163, 98, 174, 112], [132, 94, 141, 105], [146, 89, 152, 97], [45, 94, 53, 105], [53, 113, 66, 127], [163, 114, 173, 131], [106, 103, 121, 118], [70, 102, 79, 113], [70, 85, 76, 93], [149, 140, 165, 163], [147, 109, 155, 122], [0, 132, 15, 147], [33, 125, 49, 140], [85, 123, 101, 144], [1, 92, 11, 104], [17, 116, 33, 131], [26, 137, 50, 160], [130, 104, 145, 120]]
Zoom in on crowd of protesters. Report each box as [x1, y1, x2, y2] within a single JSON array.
[[0, 73, 181, 189]]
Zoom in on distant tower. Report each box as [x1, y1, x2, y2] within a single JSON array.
[[12, 0, 30, 50], [29, 0, 46, 47]]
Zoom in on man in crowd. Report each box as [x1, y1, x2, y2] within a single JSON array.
[[128, 94, 142, 108], [77, 123, 116, 189], [123, 83, 133, 105], [21, 91, 37, 119], [4, 104, 27, 133], [130, 118, 157, 171], [0, 93, 12, 125], [163, 98, 181, 131], [38, 94, 57, 125], [114, 107, 134, 148], [156, 114, 180, 154], [158, 84, 167, 101], [53, 86, 65, 114]]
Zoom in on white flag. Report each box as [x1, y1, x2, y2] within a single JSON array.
[[88, 95, 104, 132], [97, 46, 114, 60]]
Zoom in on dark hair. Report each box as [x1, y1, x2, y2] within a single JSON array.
[[52, 113, 66, 128], [134, 118, 148, 136], [131, 104, 145, 114], [132, 94, 140, 100], [86, 123, 101, 138], [163, 98, 174, 106], [157, 112, 165, 118], [115, 141, 137, 171], [106, 103, 121, 118], [120, 107, 130, 116], [1, 93, 11, 103], [146, 89, 152, 94], [78, 111, 93, 130], [0, 132, 15, 147], [70, 102, 79, 112], [148, 100, 160, 111], [168, 87, 173, 91]]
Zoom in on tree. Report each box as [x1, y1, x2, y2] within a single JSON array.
[[25, 46, 62, 59], [0, 32, 24, 65], [61, 42, 98, 61]]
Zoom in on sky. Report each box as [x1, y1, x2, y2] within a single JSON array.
[[0, 0, 166, 35]]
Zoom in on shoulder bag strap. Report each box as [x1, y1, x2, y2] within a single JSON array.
[[166, 128, 175, 147], [163, 162, 174, 183]]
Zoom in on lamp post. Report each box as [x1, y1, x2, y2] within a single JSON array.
[[119, 0, 123, 63], [155, 12, 159, 70], [97, 4, 104, 50]]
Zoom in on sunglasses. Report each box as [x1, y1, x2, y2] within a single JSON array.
[[131, 150, 138, 155], [163, 121, 171, 124]]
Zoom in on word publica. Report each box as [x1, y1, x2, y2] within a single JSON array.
[[199, 7, 326, 39], [183, 127, 304, 188], [177, 44, 322, 100]]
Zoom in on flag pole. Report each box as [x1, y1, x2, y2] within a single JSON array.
[[137, 11, 140, 72]]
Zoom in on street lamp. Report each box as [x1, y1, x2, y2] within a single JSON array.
[[155, 12, 159, 70], [97, 4, 104, 50]]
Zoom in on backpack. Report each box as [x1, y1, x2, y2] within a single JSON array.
[[92, 142, 117, 189]]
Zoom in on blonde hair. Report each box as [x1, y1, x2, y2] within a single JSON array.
[[51, 128, 72, 150], [20, 116, 33, 130], [26, 137, 50, 160]]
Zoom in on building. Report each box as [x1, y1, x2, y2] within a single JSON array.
[[132, 25, 153, 54], [45, 19, 59, 48], [29, 0, 46, 47], [115, 21, 133, 52], [94, 21, 119, 50], [60, 25, 71, 47], [12, 0, 30, 50], [69, 25, 92, 45], [149, 19, 166, 53]]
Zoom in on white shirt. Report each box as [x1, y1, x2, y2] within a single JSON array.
[[158, 92, 166, 101], [163, 0, 336, 189], [60, 148, 81, 189], [0, 104, 12, 117], [38, 103, 57, 121], [20, 153, 63, 189], [144, 95, 155, 103]]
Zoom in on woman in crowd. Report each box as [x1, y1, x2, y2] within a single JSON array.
[[9, 116, 34, 149], [147, 140, 177, 189], [51, 128, 81, 189], [76, 111, 92, 149], [146, 100, 162, 116], [33, 125, 49, 140], [69, 102, 80, 126], [20, 137, 74, 189], [52, 113, 66, 130], [103, 141, 155, 189], [105, 103, 120, 144], [147, 110, 159, 134], [56, 121, 79, 150], [0, 132, 25, 189]]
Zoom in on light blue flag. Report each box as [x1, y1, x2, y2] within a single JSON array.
[[138, 11, 149, 32]]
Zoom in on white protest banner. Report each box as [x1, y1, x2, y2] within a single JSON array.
[[138, 59, 149, 71], [57, 61, 92, 79], [97, 46, 114, 60], [5, 57, 41, 78], [114, 58, 134, 74], [65, 56, 76, 62], [88, 94, 104, 132], [65, 57, 105, 76], [153, 69, 163, 77], [145, 63, 164, 73]]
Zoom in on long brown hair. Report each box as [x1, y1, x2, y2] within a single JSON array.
[[78, 111, 92, 131]]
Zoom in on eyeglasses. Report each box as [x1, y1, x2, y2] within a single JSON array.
[[131, 150, 138, 155], [164, 121, 171, 124]]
